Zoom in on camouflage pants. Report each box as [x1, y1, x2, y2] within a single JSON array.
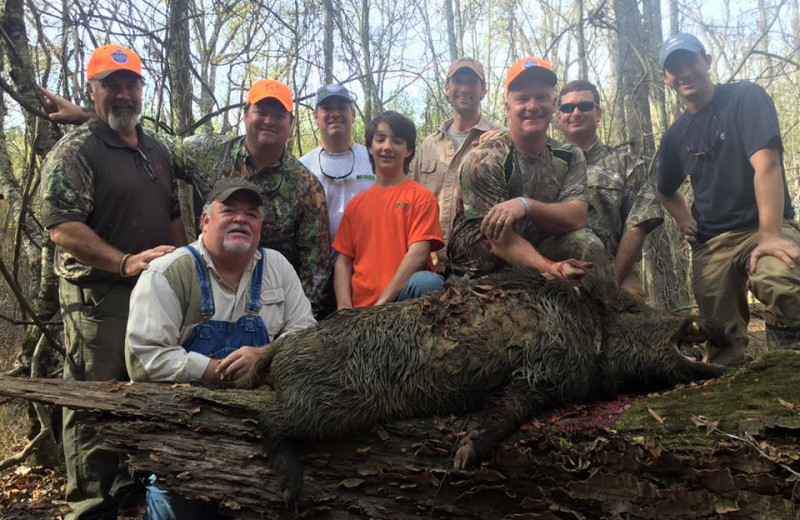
[[59, 278, 143, 520], [537, 228, 614, 277], [691, 221, 800, 357]]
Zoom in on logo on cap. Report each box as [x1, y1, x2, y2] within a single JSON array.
[[524, 60, 539, 69], [111, 50, 128, 64], [328, 85, 342, 92]]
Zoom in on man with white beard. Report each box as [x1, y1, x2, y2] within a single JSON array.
[[125, 178, 315, 518], [40, 44, 186, 519]]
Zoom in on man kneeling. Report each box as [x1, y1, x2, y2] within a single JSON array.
[[333, 111, 445, 309], [125, 178, 315, 518]]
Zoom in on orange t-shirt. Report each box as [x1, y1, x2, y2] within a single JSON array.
[[333, 180, 444, 307]]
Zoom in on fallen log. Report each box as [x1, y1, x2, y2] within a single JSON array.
[[0, 350, 798, 519]]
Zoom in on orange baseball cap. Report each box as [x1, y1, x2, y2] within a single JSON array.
[[246, 80, 293, 113], [87, 44, 142, 81], [505, 56, 557, 95]]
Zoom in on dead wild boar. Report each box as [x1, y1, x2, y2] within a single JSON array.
[[240, 268, 736, 507]]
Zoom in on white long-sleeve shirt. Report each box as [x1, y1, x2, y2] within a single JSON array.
[[125, 236, 316, 382]]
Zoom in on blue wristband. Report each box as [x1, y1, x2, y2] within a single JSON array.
[[518, 196, 531, 215]]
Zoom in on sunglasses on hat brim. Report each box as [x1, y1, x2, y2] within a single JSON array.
[[558, 102, 597, 113]]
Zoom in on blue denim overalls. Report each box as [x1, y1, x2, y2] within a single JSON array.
[[144, 245, 269, 520]]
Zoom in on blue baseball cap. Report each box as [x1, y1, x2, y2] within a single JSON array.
[[659, 33, 706, 70], [314, 84, 354, 109]]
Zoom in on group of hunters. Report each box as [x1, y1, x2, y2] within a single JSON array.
[[36, 32, 800, 519]]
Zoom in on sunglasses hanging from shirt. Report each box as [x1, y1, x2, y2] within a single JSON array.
[[685, 113, 725, 160], [318, 147, 355, 180]]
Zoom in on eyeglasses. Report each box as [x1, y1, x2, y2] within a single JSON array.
[[134, 147, 157, 182], [558, 102, 597, 113], [685, 113, 724, 159]]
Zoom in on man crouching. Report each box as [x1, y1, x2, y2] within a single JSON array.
[[125, 178, 315, 517]]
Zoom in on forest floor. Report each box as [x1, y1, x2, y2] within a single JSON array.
[[0, 305, 771, 519]]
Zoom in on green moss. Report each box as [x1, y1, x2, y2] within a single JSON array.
[[613, 350, 800, 449]]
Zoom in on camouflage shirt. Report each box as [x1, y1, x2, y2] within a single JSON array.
[[448, 132, 588, 275], [584, 141, 664, 256], [40, 118, 180, 283], [168, 134, 332, 317]]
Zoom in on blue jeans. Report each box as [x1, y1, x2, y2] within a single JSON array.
[[143, 475, 222, 520], [396, 271, 444, 302]]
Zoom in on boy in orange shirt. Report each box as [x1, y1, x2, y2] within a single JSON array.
[[333, 111, 445, 308]]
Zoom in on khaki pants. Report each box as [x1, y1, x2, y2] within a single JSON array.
[[691, 221, 800, 358], [59, 278, 141, 520]]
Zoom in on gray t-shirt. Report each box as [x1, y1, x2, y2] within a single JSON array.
[[446, 126, 470, 152]]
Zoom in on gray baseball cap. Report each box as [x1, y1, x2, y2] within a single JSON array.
[[659, 33, 706, 69], [315, 84, 354, 108]]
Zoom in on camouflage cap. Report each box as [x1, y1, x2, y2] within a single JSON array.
[[207, 177, 263, 206]]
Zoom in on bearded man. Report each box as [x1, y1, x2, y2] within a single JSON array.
[[40, 44, 185, 519]]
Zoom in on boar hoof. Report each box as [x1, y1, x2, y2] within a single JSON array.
[[282, 486, 299, 515], [453, 430, 482, 469]]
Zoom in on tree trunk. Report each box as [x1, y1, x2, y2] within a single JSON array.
[[359, 0, 376, 123], [613, 0, 654, 157], [0, 350, 797, 519], [577, 0, 587, 79], [444, 0, 458, 61], [637, 0, 690, 311], [166, 0, 195, 243], [323, 0, 335, 84], [669, 0, 678, 37], [1, 0, 64, 465]]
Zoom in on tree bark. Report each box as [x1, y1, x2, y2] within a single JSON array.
[[1, 0, 65, 465], [444, 0, 458, 61], [359, 0, 376, 124], [577, 0, 587, 79], [166, 0, 196, 243], [613, 0, 654, 157], [322, 0, 334, 84], [0, 350, 797, 519]]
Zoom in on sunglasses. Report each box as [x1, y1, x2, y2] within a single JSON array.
[[134, 147, 157, 182], [685, 113, 724, 160], [558, 102, 597, 113]]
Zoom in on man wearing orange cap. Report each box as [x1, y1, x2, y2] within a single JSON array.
[[41, 79, 333, 319], [176, 80, 332, 318], [413, 57, 501, 273], [449, 57, 609, 279], [40, 44, 185, 519]]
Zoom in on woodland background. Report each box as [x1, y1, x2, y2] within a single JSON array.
[[0, 0, 798, 478]]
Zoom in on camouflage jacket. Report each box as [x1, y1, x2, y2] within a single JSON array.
[[167, 134, 332, 317], [448, 131, 588, 275], [40, 118, 179, 283], [584, 141, 664, 256]]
